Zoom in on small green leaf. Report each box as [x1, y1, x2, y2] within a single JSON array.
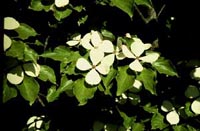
[[151, 112, 168, 130], [132, 123, 145, 131], [78, 15, 88, 26], [46, 85, 59, 102], [173, 125, 188, 131], [152, 57, 178, 76], [6, 40, 25, 60], [117, 109, 136, 128], [3, 78, 17, 103], [111, 0, 134, 18], [18, 76, 40, 105], [135, 0, 152, 7], [54, 8, 72, 21], [40, 46, 71, 62], [24, 45, 38, 62], [184, 85, 200, 99], [101, 29, 116, 41], [102, 67, 117, 88], [15, 23, 37, 40], [73, 79, 97, 106], [57, 76, 73, 93], [138, 68, 157, 95], [38, 65, 56, 84], [29, 0, 52, 12], [116, 65, 135, 96]]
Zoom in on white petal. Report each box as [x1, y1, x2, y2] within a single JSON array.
[[191, 98, 200, 114], [129, 60, 143, 72], [81, 33, 93, 50], [27, 116, 37, 125], [139, 52, 160, 63], [35, 120, 43, 128], [101, 54, 115, 66], [7, 66, 24, 85], [4, 17, 20, 30], [122, 45, 135, 58], [144, 43, 152, 50], [4, 34, 12, 51], [133, 79, 142, 89], [131, 39, 145, 57], [99, 40, 114, 53], [85, 69, 101, 85], [23, 63, 40, 77], [66, 40, 80, 46], [192, 67, 200, 79], [55, 0, 69, 7], [166, 110, 179, 125], [90, 49, 104, 65], [76, 58, 92, 71], [91, 30, 102, 48], [96, 63, 110, 75]]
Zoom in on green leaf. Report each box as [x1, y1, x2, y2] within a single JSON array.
[[38, 65, 56, 84], [135, 0, 152, 7], [15, 23, 37, 40], [40, 46, 71, 62], [17, 76, 40, 105], [73, 79, 97, 106], [101, 29, 116, 41], [3, 78, 17, 103], [29, 0, 52, 12], [132, 123, 145, 131], [117, 109, 136, 128], [102, 67, 117, 94], [78, 15, 88, 26], [54, 8, 72, 21], [93, 121, 104, 131], [46, 85, 59, 102], [116, 65, 135, 96], [24, 45, 38, 62], [143, 103, 157, 114], [151, 112, 168, 130], [137, 68, 157, 95], [110, 0, 134, 18], [152, 57, 178, 76], [173, 125, 188, 131], [57, 76, 73, 93], [6, 40, 25, 60]]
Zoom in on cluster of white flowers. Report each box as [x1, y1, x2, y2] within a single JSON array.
[[66, 30, 160, 85]]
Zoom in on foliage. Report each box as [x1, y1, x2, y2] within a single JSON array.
[[2, 0, 200, 130]]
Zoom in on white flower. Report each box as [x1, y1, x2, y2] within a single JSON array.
[[122, 38, 159, 72], [76, 49, 110, 85], [55, 0, 69, 8], [27, 115, 45, 131], [66, 33, 91, 47], [191, 97, 200, 114], [81, 30, 114, 53], [166, 110, 180, 125]]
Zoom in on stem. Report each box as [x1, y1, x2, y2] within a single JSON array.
[[134, 4, 148, 24]]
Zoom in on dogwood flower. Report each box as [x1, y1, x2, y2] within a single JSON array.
[[81, 30, 114, 53], [66, 33, 91, 46], [122, 38, 159, 72], [76, 49, 110, 85]]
